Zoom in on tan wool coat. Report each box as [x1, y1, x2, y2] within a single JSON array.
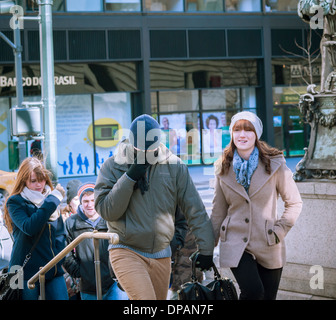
[[211, 155, 302, 269]]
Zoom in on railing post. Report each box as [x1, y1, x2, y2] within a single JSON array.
[[27, 232, 119, 299], [39, 269, 46, 300], [93, 237, 102, 300]]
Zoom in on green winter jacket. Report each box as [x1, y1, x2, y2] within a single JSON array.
[[94, 141, 214, 256]]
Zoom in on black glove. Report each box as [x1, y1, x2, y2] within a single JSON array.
[[136, 176, 149, 195], [194, 254, 213, 271], [126, 155, 150, 181]]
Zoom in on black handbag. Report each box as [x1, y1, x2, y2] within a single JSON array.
[[0, 268, 22, 300], [178, 252, 238, 300], [0, 225, 46, 300]]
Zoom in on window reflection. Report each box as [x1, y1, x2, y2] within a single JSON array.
[[26, 0, 64, 11], [144, 0, 183, 11], [159, 90, 199, 112], [201, 89, 240, 110], [225, 0, 261, 12], [154, 88, 256, 164], [265, 0, 298, 12], [105, 0, 141, 11], [158, 112, 202, 164], [67, 0, 102, 12], [150, 60, 259, 90], [186, 0, 223, 12]]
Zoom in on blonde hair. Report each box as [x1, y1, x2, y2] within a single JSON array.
[[3, 157, 54, 233]]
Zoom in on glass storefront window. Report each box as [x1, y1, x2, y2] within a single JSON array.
[[272, 86, 307, 105], [272, 86, 309, 157], [93, 92, 132, 171], [273, 105, 308, 157], [272, 58, 322, 88], [201, 111, 227, 164], [158, 112, 202, 165], [56, 94, 95, 178], [0, 63, 137, 98], [241, 87, 256, 109], [151, 92, 158, 113], [201, 89, 240, 110], [186, 0, 223, 12], [144, 0, 184, 12], [265, 0, 298, 12], [155, 88, 257, 164], [159, 90, 199, 112], [105, 0, 141, 11], [150, 60, 259, 90], [67, 0, 103, 12], [26, 0, 65, 11], [225, 0, 261, 12]]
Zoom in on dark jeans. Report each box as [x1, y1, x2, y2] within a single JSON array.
[[230, 251, 283, 300]]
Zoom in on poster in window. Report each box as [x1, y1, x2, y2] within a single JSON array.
[[159, 114, 187, 156], [202, 112, 230, 163]]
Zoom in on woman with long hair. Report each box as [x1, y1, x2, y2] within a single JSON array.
[[3, 157, 68, 300], [211, 111, 302, 300]]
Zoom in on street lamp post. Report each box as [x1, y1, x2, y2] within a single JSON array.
[[0, 0, 58, 181], [0, 1, 26, 163], [38, 0, 58, 182]]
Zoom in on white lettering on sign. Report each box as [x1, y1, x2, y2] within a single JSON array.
[[0, 76, 77, 87]]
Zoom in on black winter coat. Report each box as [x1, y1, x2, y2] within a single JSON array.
[[63, 209, 114, 295]]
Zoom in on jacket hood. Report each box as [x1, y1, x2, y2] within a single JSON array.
[[114, 139, 181, 166]]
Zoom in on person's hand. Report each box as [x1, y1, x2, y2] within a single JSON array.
[[194, 254, 214, 271], [55, 183, 65, 198], [127, 155, 150, 181]]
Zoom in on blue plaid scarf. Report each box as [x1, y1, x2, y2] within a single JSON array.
[[233, 147, 259, 193]]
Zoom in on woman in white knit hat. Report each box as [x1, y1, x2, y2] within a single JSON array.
[[210, 111, 302, 300]]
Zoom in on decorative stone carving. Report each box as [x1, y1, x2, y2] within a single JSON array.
[[295, 1, 336, 181]]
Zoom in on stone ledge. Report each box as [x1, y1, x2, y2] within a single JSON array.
[[296, 181, 336, 199], [279, 263, 336, 300]]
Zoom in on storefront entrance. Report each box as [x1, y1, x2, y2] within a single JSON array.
[[273, 104, 309, 157]]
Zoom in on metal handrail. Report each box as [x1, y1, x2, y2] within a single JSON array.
[[27, 231, 119, 300]]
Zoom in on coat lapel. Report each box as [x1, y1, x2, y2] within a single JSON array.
[[220, 166, 249, 201], [219, 158, 282, 199], [248, 158, 282, 198]]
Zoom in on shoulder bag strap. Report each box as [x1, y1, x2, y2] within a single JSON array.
[[22, 224, 47, 269]]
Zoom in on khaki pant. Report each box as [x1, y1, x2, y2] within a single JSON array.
[[109, 248, 171, 300]]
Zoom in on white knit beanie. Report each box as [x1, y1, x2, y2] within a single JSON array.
[[229, 111, 263, 139]]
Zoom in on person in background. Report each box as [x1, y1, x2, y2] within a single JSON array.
[[63, 183, 128, 300], [169, 211, 203, 300], [0, 208, 13, 271], [211, 111, 302, 300], [61, 179, 82, 299], [3, 157, 68, 300], [61, 179, 81, 221], [94, 114, 215, 300]]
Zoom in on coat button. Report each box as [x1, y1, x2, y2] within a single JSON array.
[[243, 237, 248, 242], [222, 226, 225, 231], [268, 229, 273, 235], [245, 218, 249, 223]]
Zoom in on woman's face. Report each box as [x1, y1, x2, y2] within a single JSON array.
[[232, 120, 256, 154], [26, 171, 46, 193], [208, 119, 217, 131], [69, 196, 80, 214]]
